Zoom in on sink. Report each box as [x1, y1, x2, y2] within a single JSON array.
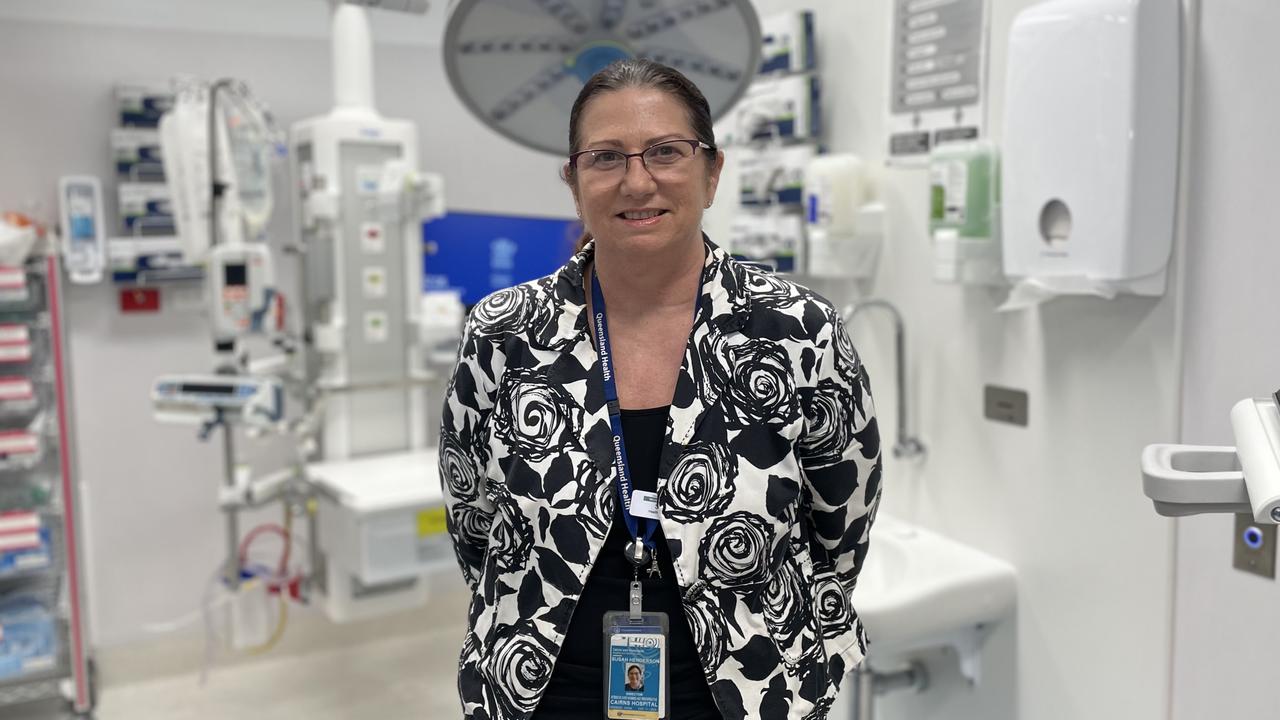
[[851, 513, 1017, 682]]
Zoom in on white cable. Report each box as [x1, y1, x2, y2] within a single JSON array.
[[140, 594, 232, 635], [200, 564, 228, 686]]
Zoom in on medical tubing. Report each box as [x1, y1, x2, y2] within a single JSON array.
[[197, 511, 297, 667], [238, 506, 301, 593], [239, 507, 296, 654], [243, 593, 289, 656], [199, 564, 227, 686], [140, 593, 232, 635], [238, 523, 290, 577], [138, 555, 291, 640]]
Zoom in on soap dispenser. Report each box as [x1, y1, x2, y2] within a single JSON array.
[[929, 141, 1002, 285]]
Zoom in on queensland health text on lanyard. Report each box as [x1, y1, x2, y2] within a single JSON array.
[[590, 267, 701, 584]]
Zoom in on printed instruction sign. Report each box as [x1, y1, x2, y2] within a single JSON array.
[[888, 0, 990, 160]]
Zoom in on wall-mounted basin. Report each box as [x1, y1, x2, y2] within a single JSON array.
[[852, 513, 1017, 683]]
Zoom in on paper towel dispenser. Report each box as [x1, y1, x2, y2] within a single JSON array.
[[1001, 0, 1181, 302]]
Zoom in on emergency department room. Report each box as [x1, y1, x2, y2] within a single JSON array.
[[0, 0, 1273, 719]]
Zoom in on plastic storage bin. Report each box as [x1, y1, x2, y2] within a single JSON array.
[[0, 512, 54, 580], [0, 587, 58, 681]]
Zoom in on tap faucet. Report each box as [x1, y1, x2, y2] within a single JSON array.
[[842, 299, 926, 460]]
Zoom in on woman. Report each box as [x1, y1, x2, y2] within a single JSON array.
[[626, 665, 645, 693], [440, 59, 881, 720]]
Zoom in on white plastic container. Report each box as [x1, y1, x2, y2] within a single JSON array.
[[803, 155, 882, 279], [804, 154, 867, 236]]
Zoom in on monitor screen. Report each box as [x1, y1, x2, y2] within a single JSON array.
[[224, 263, 248, 287], [179, 383, 239, 396]]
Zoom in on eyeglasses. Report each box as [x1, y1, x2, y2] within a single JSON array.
[[569, 139, 715, 180]]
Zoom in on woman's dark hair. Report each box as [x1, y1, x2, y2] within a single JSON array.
[[565, 59, 718, 252]]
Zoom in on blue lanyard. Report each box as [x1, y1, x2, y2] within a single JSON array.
[[591, 269, 659, 559]]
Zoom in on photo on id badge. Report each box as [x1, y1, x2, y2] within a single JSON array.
[[607, 632, 664, 719]]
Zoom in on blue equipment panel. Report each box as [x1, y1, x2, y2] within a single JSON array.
[[423, 211, 582, 307]]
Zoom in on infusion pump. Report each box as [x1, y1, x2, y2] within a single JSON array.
[[208, 243, 281, 346], [152, 374, 283, 429]]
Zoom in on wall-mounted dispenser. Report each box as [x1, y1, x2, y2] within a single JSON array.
[[803, 154, 884, 279], [1000, 0, 1181, 308], [929, 141, 1001, 285]]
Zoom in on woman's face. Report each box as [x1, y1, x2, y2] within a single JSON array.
[[628, 666, 642, 685], [570, 87, 723, 255]]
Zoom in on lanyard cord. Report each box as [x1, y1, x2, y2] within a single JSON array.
[[589, 265, 702, 562]]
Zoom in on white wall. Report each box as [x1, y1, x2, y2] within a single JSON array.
[[716, 1, 1186, 719], [1172, 1, 1280, 717], [0, 0, 446, 46], [0, 6, 572, 651]]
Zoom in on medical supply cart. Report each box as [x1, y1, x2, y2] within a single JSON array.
[[0, 254, 94, 716]]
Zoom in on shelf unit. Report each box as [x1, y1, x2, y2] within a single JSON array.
[[110, 82, 202, 286], [0, 255, 94, 717], [723, 9, 823, 274]]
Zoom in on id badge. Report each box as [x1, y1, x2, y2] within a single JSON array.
[[603, 611, 670, 719]]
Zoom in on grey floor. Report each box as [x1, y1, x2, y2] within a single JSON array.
[[4, 640, 868, 720], [2, 591, 866, 720], [93, 621, 465, 720], [3, 582, 472, 719]]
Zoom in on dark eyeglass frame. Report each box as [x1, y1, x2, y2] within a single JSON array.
[[568, 139, 716, 173]]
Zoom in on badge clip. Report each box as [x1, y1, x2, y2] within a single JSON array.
[[629, 580, 643, 620], [625, 537, 651, 567]]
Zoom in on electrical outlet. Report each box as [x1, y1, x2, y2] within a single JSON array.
[[1233, 513, 1277, 579], [984, 385, 1028, 426]]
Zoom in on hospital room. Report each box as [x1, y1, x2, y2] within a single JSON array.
[[0, 0, 1273, 718]]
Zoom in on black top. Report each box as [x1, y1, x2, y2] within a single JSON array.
[[532, 406, 722, 720]]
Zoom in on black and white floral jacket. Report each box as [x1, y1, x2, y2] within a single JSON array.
[[439, 238, 882, 720]]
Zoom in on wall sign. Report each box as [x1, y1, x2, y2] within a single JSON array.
[[888, 0, 990, 160], [423, 211, 580, 307]]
